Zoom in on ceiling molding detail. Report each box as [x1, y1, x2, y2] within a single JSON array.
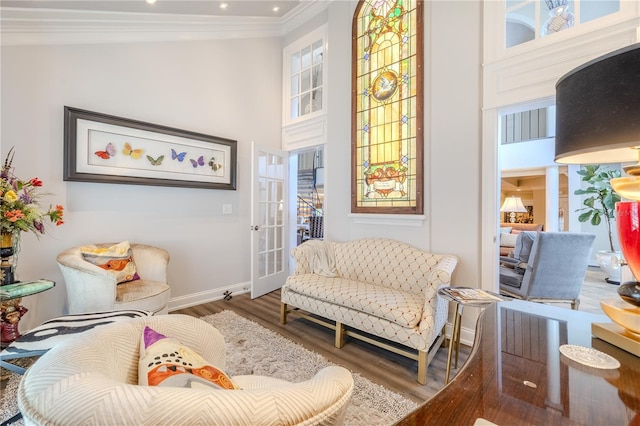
[[0, 1, 331, 46]]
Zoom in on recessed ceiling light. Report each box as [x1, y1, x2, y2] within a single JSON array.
[[272, 6, 280, 12], [220, 2, 229, 9], [145, 0, 157, 4]]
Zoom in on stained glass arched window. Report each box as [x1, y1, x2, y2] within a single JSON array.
[[352, 0, 423, 214]]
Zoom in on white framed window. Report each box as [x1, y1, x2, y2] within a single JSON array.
[[283, 25, 327, 125], [505, 0, 620, 49]]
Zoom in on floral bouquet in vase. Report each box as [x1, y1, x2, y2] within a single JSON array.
[[1, 147, 64, 284]]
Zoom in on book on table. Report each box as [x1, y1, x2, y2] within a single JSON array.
[[440, 287, 503, 304]]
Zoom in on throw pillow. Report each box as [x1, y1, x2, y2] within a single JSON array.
[[512, 231, 537, 263], [500, 227, 512, 234], [80, 241, 139, 283], [500, 233, 519, 248], [138, 326, 237, 390]]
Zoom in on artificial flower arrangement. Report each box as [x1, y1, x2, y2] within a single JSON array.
[[1, 147, 64, 237]]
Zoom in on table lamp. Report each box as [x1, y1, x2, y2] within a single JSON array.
[[555, 42, 640, 355], [500, 196, 528, 223]]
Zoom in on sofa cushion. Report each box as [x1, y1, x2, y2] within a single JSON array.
[[500, 233, 519, 248], [139, 326, 237, 390], [285, 274, 424, 328], [499, 266, 524, 289]]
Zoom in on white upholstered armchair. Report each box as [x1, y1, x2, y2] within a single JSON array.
[[18, 315, 354, 426], [56, 242, 171, 315]]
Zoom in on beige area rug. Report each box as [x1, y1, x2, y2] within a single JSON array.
[[1, 310, 417, 425]]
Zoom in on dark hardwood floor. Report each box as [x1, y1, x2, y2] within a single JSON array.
[[172, 289, 470, 404]]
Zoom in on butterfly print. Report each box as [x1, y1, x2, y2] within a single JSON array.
[[146, 155, 164, 166], [190, 156, 205, 168], [208, 157, 222, 171], [94, 142, 116, 159], [171, 149, 187, 162], [123, 142, 144, 159]]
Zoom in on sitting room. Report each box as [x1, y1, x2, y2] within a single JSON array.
[[2, 0, 640, 425]]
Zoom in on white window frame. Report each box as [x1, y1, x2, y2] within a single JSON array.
[[282, 24, 328, 127]]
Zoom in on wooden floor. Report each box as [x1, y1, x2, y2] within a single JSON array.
[[172, 290, 468, 404]]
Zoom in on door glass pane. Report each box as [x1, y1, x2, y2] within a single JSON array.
[[276, 249, 283, 273], [291, 98, 299, 119], [291, 75, 300, 96], [276, 202, 284, 225], [268, 228, 275, 250], [275, 226, 283, 249], [259, 202, 267, 226], [267, 251, 274, 275], [274, 156, 284, 179], [258, 154, 267, 177], [259, 253, 266, 277], [269, 203, 277, 226], [259, 177, 267, 202]]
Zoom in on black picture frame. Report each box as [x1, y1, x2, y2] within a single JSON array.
[[64, 106, 237, 190]]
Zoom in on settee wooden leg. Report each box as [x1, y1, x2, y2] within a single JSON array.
[[335, 322, 345, 348], [571, 299, 580, 310], [417, 350, 427, 385], [280, 303, 287, 325]]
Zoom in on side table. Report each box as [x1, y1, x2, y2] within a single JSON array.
[[1, 280, 55, 348], [438, 287, 503, 383]]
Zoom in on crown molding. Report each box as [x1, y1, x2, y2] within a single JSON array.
[[0, 1, 331, 46]]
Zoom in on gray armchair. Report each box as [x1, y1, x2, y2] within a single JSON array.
[[499, 232, 596, 310]]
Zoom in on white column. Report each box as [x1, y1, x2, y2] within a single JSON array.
[[546, 166, 560, 232]]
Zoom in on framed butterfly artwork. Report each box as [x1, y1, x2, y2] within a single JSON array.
[[63, 106, 237, 190]]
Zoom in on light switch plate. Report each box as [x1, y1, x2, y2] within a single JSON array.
[[222, 204, 232, 215]]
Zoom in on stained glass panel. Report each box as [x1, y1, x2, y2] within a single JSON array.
[[352, 0, 423, 214]]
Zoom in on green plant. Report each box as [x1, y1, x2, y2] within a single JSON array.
[[574, 164, 621, 252]]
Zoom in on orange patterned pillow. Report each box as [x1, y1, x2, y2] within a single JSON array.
[[138, 326, 237, 390], [80, 241, 139, 283]]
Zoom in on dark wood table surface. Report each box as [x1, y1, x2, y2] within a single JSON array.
[[397, 299, 640, 426]]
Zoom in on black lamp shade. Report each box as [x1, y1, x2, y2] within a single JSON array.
[[555, 43, 640, 164]]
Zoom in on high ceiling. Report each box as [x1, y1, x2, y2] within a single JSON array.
[[0, 1, 303, 18]]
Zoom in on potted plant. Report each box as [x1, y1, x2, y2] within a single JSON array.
[[574, 164, 621, 284]]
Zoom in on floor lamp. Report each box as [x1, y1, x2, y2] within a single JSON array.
[[555, 42, 640, 355]]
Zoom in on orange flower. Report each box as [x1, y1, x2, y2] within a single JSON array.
[[4, 210, 25, 222]]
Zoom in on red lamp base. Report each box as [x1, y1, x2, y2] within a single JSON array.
[[616, 201, 640, 306]]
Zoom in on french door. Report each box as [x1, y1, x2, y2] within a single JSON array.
[[250, 143, 289, 298]]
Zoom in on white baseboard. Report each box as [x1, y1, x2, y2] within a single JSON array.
[[167, 281, 250, 312]]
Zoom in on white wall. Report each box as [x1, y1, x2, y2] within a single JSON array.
[[1, 38, 282, 330]]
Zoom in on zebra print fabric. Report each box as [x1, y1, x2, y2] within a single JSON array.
[[1, 309, 152, 356]]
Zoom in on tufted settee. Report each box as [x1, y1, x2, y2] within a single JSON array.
[[280, 238, 458, 384]]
